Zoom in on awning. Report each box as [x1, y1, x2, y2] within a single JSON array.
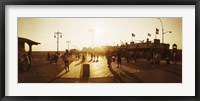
[[18, 37, 40, 45]]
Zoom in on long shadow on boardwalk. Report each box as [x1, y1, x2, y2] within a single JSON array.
[[109, 68, 125, 83], [79, 68, 125, 83], [122, 69, 144, 83], [47, 71, 68, 83], [75, 60, 85, 66], [75, 61, 84, 66]]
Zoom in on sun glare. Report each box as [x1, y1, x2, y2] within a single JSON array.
[[93, 27, 107, 47]]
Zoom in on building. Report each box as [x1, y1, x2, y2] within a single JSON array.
[[120, 38, 171, 59], [18, 37, 40, 72], [18, 37, 41, 53]]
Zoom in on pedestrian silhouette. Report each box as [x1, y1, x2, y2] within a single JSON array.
[[117, 50, 122, 68], [106, 50, 112, 68], [47, 52, 51, 60], [62, 49, 70, 72]]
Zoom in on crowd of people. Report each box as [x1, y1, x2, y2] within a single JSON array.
[[46, 50, 71, 72], [104, 49, 179, 69], [46, 48, 179, 71], [18, 47, 178, 73]]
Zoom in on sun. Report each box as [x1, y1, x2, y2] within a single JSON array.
[[93, 28, 107, 46], [95, 28, 103, 34]]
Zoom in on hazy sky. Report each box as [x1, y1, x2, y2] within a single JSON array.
[[18, 18, 182, 51]]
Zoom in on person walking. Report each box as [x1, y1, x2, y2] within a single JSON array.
[[47, 52, 51, 60], [53, 52, 58, 64], [106, 50, 112, 68], [125, 50, 130, 63], [173, 52, 178, 64], [155, 53, 161, 68], [117, 50, 122, 68], [62, 49, 70, 72]]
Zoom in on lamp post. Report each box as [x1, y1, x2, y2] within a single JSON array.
[[156, 18, 172, 59], [88, 29, 94, 47], [157, 18, 164, 43], [66, 41, 71, 50], [156, 18, 172, 43], [54, 31, 62, 53]]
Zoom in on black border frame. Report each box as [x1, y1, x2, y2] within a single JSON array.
[[0, 0, 200, 101]]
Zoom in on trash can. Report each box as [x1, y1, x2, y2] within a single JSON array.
[[82, 64, 90, 77]]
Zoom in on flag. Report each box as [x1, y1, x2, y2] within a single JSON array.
[[148, 33, 151, 37], [132, 33, 135, 37], [156, 28, 159, 34]]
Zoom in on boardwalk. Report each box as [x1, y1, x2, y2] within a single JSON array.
[[18, 54, 182, 83]]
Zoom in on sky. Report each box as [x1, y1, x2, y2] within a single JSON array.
[[18, 18, 182, 51]]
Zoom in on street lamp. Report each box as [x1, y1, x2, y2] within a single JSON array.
[[54, 31, 62, 53], [164, 31, 172, 34], [88, 29, 95, 47], [156, 18, 172, 43], [66, 41, 71, 50]]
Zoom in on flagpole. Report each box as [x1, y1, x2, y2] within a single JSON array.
[[132, 36, 133, 42], [155, 34, 156, 39], [147, 33, 151, 41], [131, 33, 135, 42]]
